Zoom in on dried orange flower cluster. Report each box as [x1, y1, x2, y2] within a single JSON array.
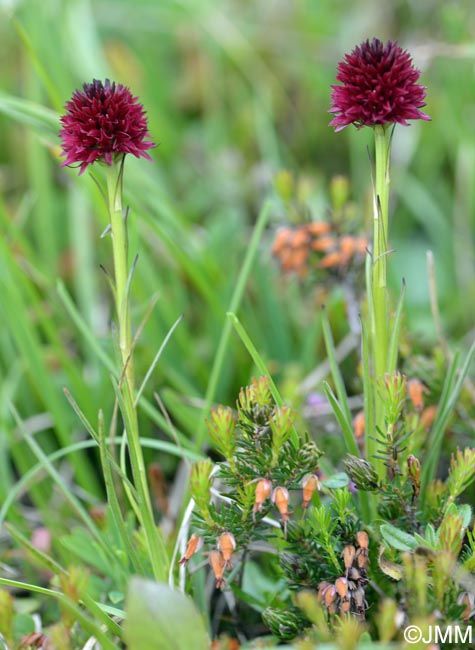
[[181, 474, 321, 589], [261, 474, 321, 537], [272, 221, 368, 278], [252, 478, 272, 519], [179, 531, 236, 589], [178, 533, 203, 566], [317, 531, 369, 620]]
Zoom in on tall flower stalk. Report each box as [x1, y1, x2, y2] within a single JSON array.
[[60, 80, 167, 580], [372, 124, 391, 464], [330, 39, 430, 479]]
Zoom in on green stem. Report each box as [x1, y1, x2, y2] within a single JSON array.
[[371, 125, 391, 479], [106, 162, 134, 394], [105, 160, 168, 581]]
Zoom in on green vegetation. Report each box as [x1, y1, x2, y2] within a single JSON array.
[[1, 1, 475, 648]]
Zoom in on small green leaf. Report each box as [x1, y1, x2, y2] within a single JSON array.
[[459, 504, 473, 528], [124, 578, 210, 650], [445, 503, 472, 529], [321, 472, 349, 489], [413, 533, 435, 551], [12, 614, 35, 643], [108, 591, 124, 605], [425, 523, 438, 547], [380, 523, 418, 551]]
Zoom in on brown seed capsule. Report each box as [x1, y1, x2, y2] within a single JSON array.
[[279, 248, 296, 272], [354, 237, 369, 256], [209, 549, 226, 589], [342, 544, 356, 570], [353, 410, 365, 439], [328, 600, 338, 615], [272, 228, 292, 255], [290, 227, 310, 248], [420, 404, 437, 430], [340, 597, 351, 615], [318, 251, 343, 269], [272, 486, 290, 536], [354, 586, 366, 618], [302, 474, 320, 509], [19, 633, 50, 649], [312, 236, 336, 252], [324, 584, 337, 607], [253, 478, 272, 519], [307, 221, 332, 236], [407, 455, 421, 482], [317, 581, 332, 603], [356, 531, 369, 550], [289, 247, 310, 273], [335, 577, 348, 598], [349, 567, 361, 581], [339, 235, 357, 264], [217, 532, 236, 568], [458, 591, 475, 620], [356, 548, 369, 571], [179, 533, 204, 565], [407, 378, 428, 412], [407, 455, 421, 499]]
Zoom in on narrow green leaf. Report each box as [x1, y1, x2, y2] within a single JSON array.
[[58, 279, 193, 450], [110, 376, 169, 581], [360, 316, 374, 457], [134, 313, 184, 406], [97, 410, 145, 575], [322, 382, 359, 456], [8, 403, 117, 567], [57, 280, 116, 375], [0, 578, 120, 648], [421, 340, 475, 497], [321, 307, 353, 430], [0, 91, 58, 133], [227, 312, 282, 406], [386, 278, 406, 373], [0, 437, 203, 528], [195, 200, 271, 450], [322, 383, 371, 521], [63, 388, 138, 498], [5, 522, 64, 575], [380, 523, 418, 551], [227, 312, 300, 448]]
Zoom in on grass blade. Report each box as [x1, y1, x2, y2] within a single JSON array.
[[227, 311, 300, 447], [322, 382, 359, 457], [0, 437, 203, 528], [387, 279, 406, 374], [135, 313, 184, 406], [8, 403, 117, 567], [321, 306, 353, 432], [194, 200, 272, 450], [421, 340, 475, 497]]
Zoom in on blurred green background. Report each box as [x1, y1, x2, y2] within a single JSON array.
[[1, 0, 474, 496]]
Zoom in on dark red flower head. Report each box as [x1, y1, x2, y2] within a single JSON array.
[[59, 79, 155, 174], [329, 38, 430, 132]]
